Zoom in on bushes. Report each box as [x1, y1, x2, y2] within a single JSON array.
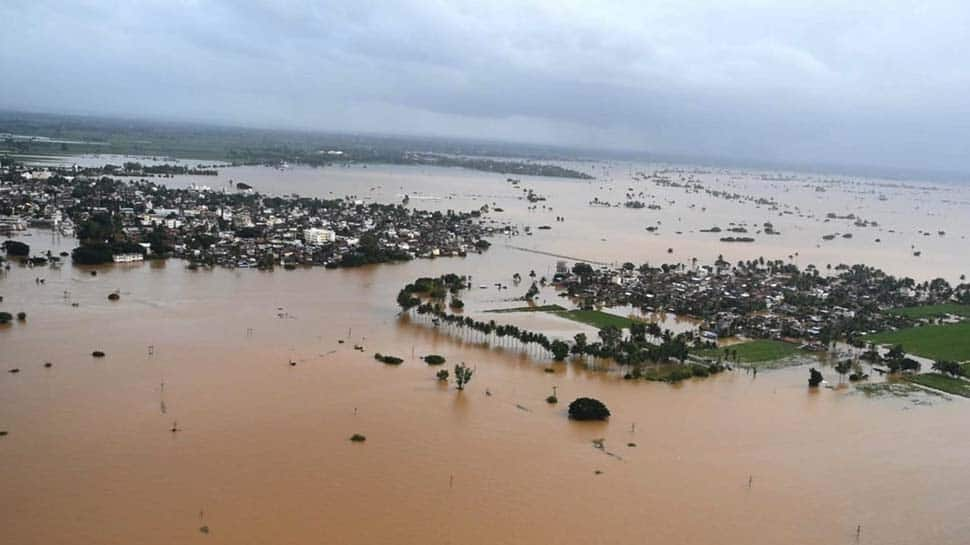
[[3, 240, 29, 257], [374, 353, 403, 365], [568, 397, 610, 421], [665, 366, 695, 382], [424, 354, 446, 365], [0, 312, 12, 324], [350, 433, 366, 442], [71, 243, 113, 265], [436, 369, 449, 381]]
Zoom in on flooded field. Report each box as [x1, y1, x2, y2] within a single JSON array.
[[141, 159, 970, 282], [3, 162, 970, 544]]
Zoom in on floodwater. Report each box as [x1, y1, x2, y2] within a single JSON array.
[[3, 162, 970, 544]]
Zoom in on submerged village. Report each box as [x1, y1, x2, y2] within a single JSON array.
[[4, 157, 970, 396], [0, 159, 512, 269]]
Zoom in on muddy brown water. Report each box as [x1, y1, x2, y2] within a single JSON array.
[[3, 164, 970, 544]]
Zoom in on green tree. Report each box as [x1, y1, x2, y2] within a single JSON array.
[[550, 340, 570, 361], [808, 368, 823, 387], [396, 289, 419, 312], [933, 360, 962, 377], [572, 332, 587, 354], [834, 359, 852, 384], [454, 363, 474, 390], [568, 397, 610, 420]]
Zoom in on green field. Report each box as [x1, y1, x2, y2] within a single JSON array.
[[696, 339, 801, 363], [551, 309, 640, 329], [483, 306, 641, 329], [867, 322, 970, 361], [888, 304, 970, 319], [485, 304, 566, 313], [906, 373, 970, 398]]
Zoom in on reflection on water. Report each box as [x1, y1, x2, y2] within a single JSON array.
[[3, 163, 970, 544]]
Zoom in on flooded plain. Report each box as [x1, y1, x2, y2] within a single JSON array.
[[3, 161, 970, 544]]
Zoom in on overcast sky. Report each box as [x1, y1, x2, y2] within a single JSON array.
[[2, 1, 970, 173]]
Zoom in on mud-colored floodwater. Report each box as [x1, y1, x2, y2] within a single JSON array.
[[3, 164, 970, 544]]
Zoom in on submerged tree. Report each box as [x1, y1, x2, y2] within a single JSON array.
[[454, 363, 474, 390], [808, 368, 823, 387], [550, 340, 570, 361], [932, 360, 962, 377], [834, 360, 852, 384], [568, 397, 610, 421]]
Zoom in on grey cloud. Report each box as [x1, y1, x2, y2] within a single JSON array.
[[2, 0, 970, 174]]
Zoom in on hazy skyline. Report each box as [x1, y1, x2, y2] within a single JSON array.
[[3, 1, 970, 173]]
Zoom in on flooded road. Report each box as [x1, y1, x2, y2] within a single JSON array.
[[3, 163, 970, 544]]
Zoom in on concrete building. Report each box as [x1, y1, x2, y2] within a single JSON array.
[[303, 228, 336, 245]]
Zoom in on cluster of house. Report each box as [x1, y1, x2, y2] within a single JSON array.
[[554, 258, 964, 345], [0, 161, 517, 269]]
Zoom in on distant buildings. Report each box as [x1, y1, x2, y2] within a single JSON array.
[[0, 160, 516, 270]]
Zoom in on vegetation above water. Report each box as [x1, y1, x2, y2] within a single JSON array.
[[887, 303, 970, 319], [486, 305, 645, 330], [695, 339, 802, 364], [568, 397, 610, 421], [374, 353, 404, 365], [398, 274, 727, 384], [484, 304, 567, 313], [551, 309, 641, 329], [867, 322, 970, 361], [906, 373, 970, 398], [0, 112, 593, 179]]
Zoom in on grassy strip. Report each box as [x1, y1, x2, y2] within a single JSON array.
[[551, 309, 640, 329], [906, 373, 970, 398], [867, 322, 970, 361], [695, 339, 801, 363], [888, 304, 970, 319], [484, 304, 567, 313]]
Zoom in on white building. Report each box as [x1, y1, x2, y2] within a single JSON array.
[[112, 253, 144, 263], [303, 228, 336, 245]]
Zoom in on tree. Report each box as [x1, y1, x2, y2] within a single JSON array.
[[808, 368, 823, 387], [550, 340, 570, 361], [568, 397, 610, 421], [598, 326, 622, 348], [396, 289, 419, 312], [436, 369, 449, 381], [834, 360, 852, 384], [572, 332, 588, 354], [3, 240, 29, 257], [572, 262, 593, 279], [524, 281, 539, 300], [71, 243, 114, 265], [887, 344, 905, 361], [454, 363, 474, 390], [424, 354, 446, 365], [933, 360, 961, 377]]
